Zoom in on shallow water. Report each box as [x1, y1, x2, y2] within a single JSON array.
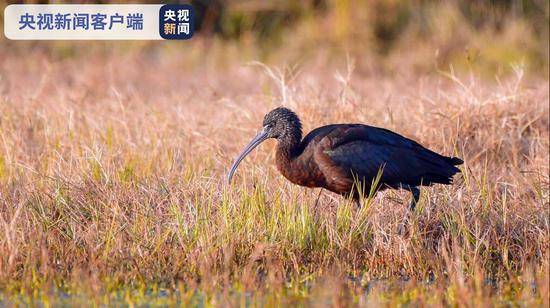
[[0, 277, 543, 307]]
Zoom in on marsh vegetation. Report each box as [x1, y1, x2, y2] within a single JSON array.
[[0, 0, 548, 306]]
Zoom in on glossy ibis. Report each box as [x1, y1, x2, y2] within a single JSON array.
[[228, 107, 463, 231]]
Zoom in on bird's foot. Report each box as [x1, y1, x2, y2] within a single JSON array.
[[397, 220, 409, 236], [397, 214, 411, 236], [398, 187, 419, 236]]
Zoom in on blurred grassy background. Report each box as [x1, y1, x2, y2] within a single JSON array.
[[0, 1, 548, 305], [1, 0, 548, 77]]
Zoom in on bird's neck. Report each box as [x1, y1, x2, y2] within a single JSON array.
[[275, 132, 302, 167]]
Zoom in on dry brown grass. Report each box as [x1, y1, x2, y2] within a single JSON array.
[[0, 42, 548, 306]]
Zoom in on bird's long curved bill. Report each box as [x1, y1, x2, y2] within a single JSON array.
[[227, 128, 268, 183]]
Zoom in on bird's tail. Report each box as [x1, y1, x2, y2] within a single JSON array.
[[447, 157, 464, 166], [416, 153, 463, 185]]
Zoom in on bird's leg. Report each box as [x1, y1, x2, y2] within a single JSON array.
[[407, 187, 420, 211], [354, 198, 361, 209], [313, 189, 323, 208], [397, 187, 420, 235]]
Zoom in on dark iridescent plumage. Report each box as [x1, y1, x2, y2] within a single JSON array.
[[228, 107, 463, 232]]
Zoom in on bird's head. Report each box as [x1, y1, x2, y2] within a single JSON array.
[[228, 107, 302, 183]]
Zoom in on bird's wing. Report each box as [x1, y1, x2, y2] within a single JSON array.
[[325, 124, 422, 150], [313, 125, 458, 189], [321, 140, 418, 187]]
